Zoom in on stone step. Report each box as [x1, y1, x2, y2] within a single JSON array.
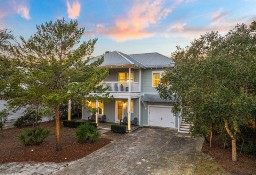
[[179, 126, 190, 130], [178, 130, 190, 134], [180, 123, 191, 126], [180, 125, 190, 129]]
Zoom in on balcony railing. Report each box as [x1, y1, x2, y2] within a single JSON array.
[[101, 81, 140, 92]]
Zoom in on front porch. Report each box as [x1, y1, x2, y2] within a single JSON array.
[[82, 97, 141, 132]]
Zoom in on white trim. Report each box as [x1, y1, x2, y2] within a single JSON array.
[[115, 100, 126, 123], [152, 71, 164, 87], [127, 97, 131, 131], [129, 68, 131, 92], [139, 97, 141, 125], [148, 105, 176, 128], [139, 69, 142, 92]]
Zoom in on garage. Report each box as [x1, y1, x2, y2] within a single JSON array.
[[148, 106, 175, 128]]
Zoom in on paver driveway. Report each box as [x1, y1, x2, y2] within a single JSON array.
[[54, 128, 203, 175]]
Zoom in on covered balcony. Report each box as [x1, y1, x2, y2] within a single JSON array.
[[101, 81, 140, 92]]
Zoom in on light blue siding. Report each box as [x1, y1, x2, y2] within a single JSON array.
[[103, 100, 116, 122], [82, 100, 116, 122], [141, 69, 166, 93]]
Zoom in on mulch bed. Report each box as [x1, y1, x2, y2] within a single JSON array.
[[0, 121, 111, 163], [202, 139, 256, 175]]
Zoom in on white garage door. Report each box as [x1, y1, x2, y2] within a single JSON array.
[[148, 106, 175, 128]]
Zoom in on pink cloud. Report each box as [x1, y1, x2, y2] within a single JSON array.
[[0, 0, 30, 21], [93, 0, 183, 42], [16, 5, 30, 20], [209, 9, 228, 26], [66, 0, 81, 19]]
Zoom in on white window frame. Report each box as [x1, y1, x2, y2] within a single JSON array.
[[152, 71, 164, 87]]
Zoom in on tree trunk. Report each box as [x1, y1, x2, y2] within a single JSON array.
[[55, 105, 62, 151], [224, 119, 237, 161], [210, 125, 213, 148]]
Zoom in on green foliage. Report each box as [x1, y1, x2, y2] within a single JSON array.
[[63, 120, 97, 128], [60, 103, 82, 120], [0, 109, 8, 130], [76, 124, 100, 143], [158, 22, 256, 137], [111, 124, 127, 134], [19, 127, 50, 146], [242, 141, 256, 155], [3, 19, 108, 150], [14, 110, 42, 128]]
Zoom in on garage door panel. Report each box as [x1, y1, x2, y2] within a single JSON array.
[[149, 106, 175, 128]]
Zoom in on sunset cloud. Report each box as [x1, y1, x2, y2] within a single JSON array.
[[66, 0, 81, 19], [16, 5, 30, 20], [92, 0, 190, 42], [209, 9, 228, 26]]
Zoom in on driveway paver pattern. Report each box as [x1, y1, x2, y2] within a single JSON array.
[[54, 127, 203, 175]]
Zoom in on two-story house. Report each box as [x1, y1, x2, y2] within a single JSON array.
[[82, 51, 186, 132]]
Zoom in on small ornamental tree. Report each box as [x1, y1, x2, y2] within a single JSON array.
[[157, 22, 256, 161], [10, 19, 108, 151]]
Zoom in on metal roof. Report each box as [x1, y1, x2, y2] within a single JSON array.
[[141, 94, 173, 103], [89, 51, 174, 68], [130, 52, 175, 68]]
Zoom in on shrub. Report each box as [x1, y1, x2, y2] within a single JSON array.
[[19, 128, 50, 146], [242, 141, 256, 155], [76, 124, 100, 143], [14, 111, 41, 128], [63, 120, 97, 128], [111, 125, 127, 134], [0, 109, 8, 130]]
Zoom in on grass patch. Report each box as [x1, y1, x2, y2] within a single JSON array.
[[194, 153, 230, 175]]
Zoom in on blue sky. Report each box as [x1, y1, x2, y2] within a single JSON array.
[[0, 0, 255, 57]]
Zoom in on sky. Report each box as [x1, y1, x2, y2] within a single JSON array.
[[0, 0, 255, 57]]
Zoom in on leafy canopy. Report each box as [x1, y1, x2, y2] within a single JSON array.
[[157, 22, 256, 136]]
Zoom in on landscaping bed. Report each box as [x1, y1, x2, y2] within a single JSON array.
[[202, 139, 256, 175], [0, 121, 111, 163]]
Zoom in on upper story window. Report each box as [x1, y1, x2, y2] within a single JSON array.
[[152, 71, 164, 87], [118, 72, 134, 85]]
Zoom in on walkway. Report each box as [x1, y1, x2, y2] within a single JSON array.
[[54, 128, 203, 175]]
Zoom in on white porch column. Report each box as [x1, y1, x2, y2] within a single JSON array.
[[139, 97, 141, 125], [68, 99, 71, 121], [96, 100, 99, 126], [139, 69, 141, 92], [128, 68, 131, 92], [127, 97, 131, 131]]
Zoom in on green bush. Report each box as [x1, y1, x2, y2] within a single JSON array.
[[76, 124, 100, 143], [14, 111, 41, 128], [19, 128, 50, 146], [242, 141, 256, 155], [63, 120, 97, 128], [0, 109, 8, 130], [111, 125, 127, 134]]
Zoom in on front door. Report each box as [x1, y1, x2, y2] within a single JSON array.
[[117, 100, 124, 121]]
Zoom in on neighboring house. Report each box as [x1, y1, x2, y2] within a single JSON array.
[[82, 51, 188, 133]]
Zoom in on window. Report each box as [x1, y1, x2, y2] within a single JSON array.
[[130, 100, 134, 113], [118, 72, 134, 85], [123, 100, 134, 113], [152, 71, 164, 87], [86, 100, 104, 115]]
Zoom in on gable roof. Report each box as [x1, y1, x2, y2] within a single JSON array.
[[130, 52, 175, 68], [89, 51, 174, 68]]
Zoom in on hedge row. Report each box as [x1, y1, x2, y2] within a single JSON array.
[[111, 124, 127, 134], [63, 120, 97, 128]]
